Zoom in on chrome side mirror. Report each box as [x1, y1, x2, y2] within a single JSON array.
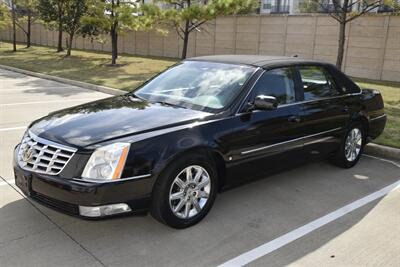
[[253, 95, 278, 111]]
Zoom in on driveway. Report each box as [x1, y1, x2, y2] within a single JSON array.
[[1, 68, 399, 267]]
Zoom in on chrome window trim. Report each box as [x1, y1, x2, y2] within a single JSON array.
[[235, 68, 362, 115], [72, 174, 152, 184], [241, 127, 342, 155], [278, 92, 362, 108], [235, 68, 264, 114], [369, 114, 386, 121]]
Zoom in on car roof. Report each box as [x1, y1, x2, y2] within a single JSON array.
[[187, 55, 326, 68]]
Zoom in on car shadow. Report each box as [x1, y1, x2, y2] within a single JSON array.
[[0, 71, 101, 98], [0, 156, 399, 267]]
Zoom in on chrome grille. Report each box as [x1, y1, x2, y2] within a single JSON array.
[[18, 131, 77, 175]]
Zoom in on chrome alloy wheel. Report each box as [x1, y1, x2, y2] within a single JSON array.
[[169, 165, 211, 219], [345, 128, 362, 162]]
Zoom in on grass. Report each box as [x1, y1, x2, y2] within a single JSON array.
[[0, 42, 177, 91], [0, 42, 399, 148], [353, 78, 400, 149]]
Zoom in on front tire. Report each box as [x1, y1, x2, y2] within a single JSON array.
[[333, 123, 365, 168], [151, 153, 217, 229]]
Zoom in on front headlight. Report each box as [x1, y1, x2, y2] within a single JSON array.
[[82, 143, 130, 181]]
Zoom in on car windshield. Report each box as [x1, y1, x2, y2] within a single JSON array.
[[134, 61, 256, 113]]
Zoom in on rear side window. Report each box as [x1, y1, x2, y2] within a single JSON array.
[[299, 66, 339, 100], [328, 66, 361, 94], [251, 68, 296, 105]]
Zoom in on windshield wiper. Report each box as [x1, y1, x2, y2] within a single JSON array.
[[155, 101, 187, 109], [130, 93, 146, 101]]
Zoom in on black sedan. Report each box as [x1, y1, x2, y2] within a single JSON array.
[[13, 55, 386, 228]]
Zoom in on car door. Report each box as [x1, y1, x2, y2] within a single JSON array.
[[224, 67, 306, 183], [296, 65, 350, 156]]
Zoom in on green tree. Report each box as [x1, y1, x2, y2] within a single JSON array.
[[387, 0, 400, 12], [0, 2, 10, 30], [84, 0, 156, 65], [14, 0, 39, 48], [38, 0, 67, 52], [309, 0, 381, 70], [11, 0, 17, 51], [2, 0, 22, 51], [153, 0, 258, 59], [62, 0, 88, 56]]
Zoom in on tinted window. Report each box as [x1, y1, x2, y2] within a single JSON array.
[[328, 66, 361, 94], [299, 66, 339, 100], [251, 68, 296, 105]]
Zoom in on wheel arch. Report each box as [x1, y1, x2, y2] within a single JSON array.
[[151, 145, 228, 194], [350, 111, 369, 142]]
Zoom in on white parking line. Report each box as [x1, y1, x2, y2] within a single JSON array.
[[218, 179, 400, 267], [0, 98, 96, 107], [364, 154, 400, 168], [0, 126, 26, 132], [0, 180, 15, 186]]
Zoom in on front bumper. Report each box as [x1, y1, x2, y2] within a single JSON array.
[[13, 146, 153, 218]]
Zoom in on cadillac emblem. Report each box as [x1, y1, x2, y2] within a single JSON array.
[[21, 146, 34, 163]]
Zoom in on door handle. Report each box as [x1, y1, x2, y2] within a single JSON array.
[[342, 105, 349, 112], [288, 116, 301, 123]]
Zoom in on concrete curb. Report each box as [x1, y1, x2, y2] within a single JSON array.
[[0, 64, 126, 96], [365, 143, 400, 161]]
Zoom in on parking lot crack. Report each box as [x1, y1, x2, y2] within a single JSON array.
[[0, 227, 57, 247]]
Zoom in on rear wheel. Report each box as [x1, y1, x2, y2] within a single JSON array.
[[151, 153, 217, 228], [333, 123, 365, 168]]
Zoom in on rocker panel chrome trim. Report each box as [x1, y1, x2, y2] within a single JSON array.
[[241, 127, 342, 155], [369, 114, 386, 121]]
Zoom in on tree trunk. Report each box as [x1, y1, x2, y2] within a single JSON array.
[[12, 2, 16, 52], [26, 13, 31, 48], [336, 21, 346, 70], [181, 20, 190, 60], [66, 33, 74, 56], [111, 28, 118, 65], [57, 20, 63, 52]]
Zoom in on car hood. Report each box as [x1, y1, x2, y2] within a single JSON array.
[[29, 95, 212, 148]]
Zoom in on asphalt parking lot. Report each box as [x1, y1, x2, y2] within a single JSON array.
[[1, 68, 400, 267]]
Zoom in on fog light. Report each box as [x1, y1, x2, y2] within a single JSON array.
[[79, 203, 132, 217]]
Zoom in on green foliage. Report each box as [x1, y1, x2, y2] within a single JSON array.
[[81, 0, 162, 64], [15, 0, 39, 17], [0, 3, 11, 29], [37, 0, 62, 26], [62, 0, 88, 35], [38, 0, 92, 54], [387, 0, 400, 13], [38, 0, 87, 34], [81, 0, 157, 35], [36, 0, 99, 55], [148, 0, 258, 58], [157, 0, 258, 31]]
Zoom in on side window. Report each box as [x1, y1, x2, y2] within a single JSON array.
[[252, 68, 296, 105], [329, 66, 361, 94], [299, 66, 339, 101]]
